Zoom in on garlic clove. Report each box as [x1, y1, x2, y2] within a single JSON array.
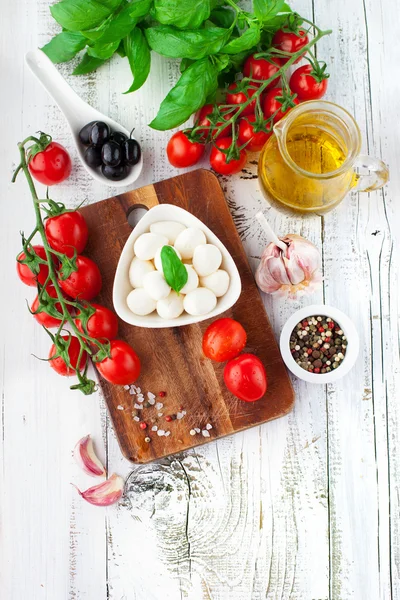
[[74, 434, 106, 477], [73, 473, 124, 507]]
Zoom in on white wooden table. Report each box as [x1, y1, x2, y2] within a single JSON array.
[[1, 0, 399, 598]]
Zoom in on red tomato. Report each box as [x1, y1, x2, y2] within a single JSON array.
[[76, 303, 118, 340], [17, 245, 50, 287], [224, 354, 267, 402], [272, 29, 309, 63], [243, 55, 282, 90], [202, 318, 247, 362], [29, 142, 72, 186], [263, 87, 300, 124], [166, 131, 205, 168], [58, 256, 102, 301], [289, 64, 328, 100], [238, 115, 272, 152], [226, 83, 257, 116], [209, 137, 247, 175], [31, 284, 72, 328], [196, 104, 232, 140], [45, 211, 89, 258], [49, 335, 87, 376], [96, 339, 141, 385]]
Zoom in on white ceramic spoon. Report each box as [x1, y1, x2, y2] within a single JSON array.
[[25, 49, 143, 188]]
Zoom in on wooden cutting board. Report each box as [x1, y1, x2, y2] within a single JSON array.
[[80, 169, 294, 463]]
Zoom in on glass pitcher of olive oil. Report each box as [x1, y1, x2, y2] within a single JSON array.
[[258, 100, 389, 213]]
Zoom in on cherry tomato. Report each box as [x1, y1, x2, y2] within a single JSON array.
[[289, 64, 328, 100], [224, 354, 267, 402], [202, 318, 247, 362], [196, 104, 232, 140], [29, 142, 72, 186], [226, 83, 257, 116], [238, 115, 272, 152], [17, 245, 51, 287], [272, 29, 309, 64], [166, 131, 205, 168], [31, 284, 72, 328], [58, 256, 102, 301], [49, 335, 87, 376], [96, 339, 141, 385], [45, 211, 89, 258], [209, 137, 247, 176], [243, 55, 282, 90], [263, 87, 300, 124], [76, 303, 118, 340]]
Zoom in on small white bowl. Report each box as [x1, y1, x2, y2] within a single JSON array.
[[280, 304, 359, 384], [113, 204, 242, 328]]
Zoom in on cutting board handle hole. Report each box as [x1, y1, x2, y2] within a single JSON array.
[[126, 205, 149, 229]]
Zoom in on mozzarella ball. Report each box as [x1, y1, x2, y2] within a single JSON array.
[[142, 271, 171, 301], [154, 245, 181, 272], [134, 233, 168, 261], [183, 288, 217, 316], [128, 257, 155, 288], [157, 291, 184, 319], [200, 269, 230, 297], [180, 265, 199, 294], [150, 221, 186, 244], [174, 227, 206, 260], [192, 244, 222, 277], [127, 288, 156, 316]]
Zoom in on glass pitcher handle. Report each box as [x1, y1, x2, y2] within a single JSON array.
[[352, 155, 389, 192]]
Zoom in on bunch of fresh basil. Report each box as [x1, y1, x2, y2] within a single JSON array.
[[42, 0, 292, 130]]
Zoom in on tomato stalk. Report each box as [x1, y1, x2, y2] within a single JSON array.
[[13, 138, 110, 395]]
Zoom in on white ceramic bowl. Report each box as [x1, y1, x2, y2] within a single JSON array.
[[280, 304, 359, 384], [113, 204, 242, 328]]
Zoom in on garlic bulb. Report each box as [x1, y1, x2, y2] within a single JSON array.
[[256, 234, 322, 297]]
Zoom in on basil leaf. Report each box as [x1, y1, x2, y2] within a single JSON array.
[[88, 39, 120, 59], [180, 58, 194, 73], [153, 0, 211, 30], [149, 58, 218, 130], [72, 52, 106, 74], [129, 0, 152, 19], [209, 7, 236, 28], [161, 246, 188, 293], [82, 2, 137, 44], [264, 2, 292, 28], [51, 0, 121, 31], [253, 0, 286, 24], [222, 22, 261, 54], [41, 31, 87, 63], [145, 25, 231, 60], [123, 28, 151, 93]]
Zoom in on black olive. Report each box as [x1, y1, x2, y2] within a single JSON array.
[[101, 163, 128, 181], [101, 141, 122, 167], [123, 139, 141, 166], [90, 121, 110, 147], [79, 121, 97, 145], [84, 144, 103, 168], [110, 131, 128, 145]]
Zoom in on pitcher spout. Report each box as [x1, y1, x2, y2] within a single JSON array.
[[273, 119, 285, 147]]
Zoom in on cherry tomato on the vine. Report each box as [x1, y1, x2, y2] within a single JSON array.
[[226, 83, 257, 116], [238, 115, 272, 152], [243, 55, 282, 90], [76, 303, 118, 341], [58, 255, 102, 301], [203, 318, 247, 362], [31, 284, 72, 328], [272, 29, 309, 63], [209, 137, 247, 176], [166, 131, 205, 168], [49, 335, 87, 376], [289, 64, 328, 100], [29, 142, 72, 186], [196, 104, 232, 140], [45, 211, 89, 258], [224, 353, 267, 402], [263, 87, 300, 124], [95, 339, 141, 385], [17, 245, 51, 287]]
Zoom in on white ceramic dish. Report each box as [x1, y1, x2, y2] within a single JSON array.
[[25, 49, 143, 188], [280, 304, 359, 384], [113, 204, 242, 328]]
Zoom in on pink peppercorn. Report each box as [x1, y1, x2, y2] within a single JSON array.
[[139, 422, 147, 430]]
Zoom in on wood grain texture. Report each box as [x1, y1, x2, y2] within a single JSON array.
[[0, 0, 399, 598], [80, 169, 294, 462]]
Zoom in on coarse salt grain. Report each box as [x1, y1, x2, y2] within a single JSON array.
[[152, 426, 158, 431], [124, 385, 130, 390], [148, 398, 156, 406], [133, 416, 140, 422], [190, 429, 196, 436], [194, 428, 201, 433], [202, 430, 210, 438], [156, 402, 163, 410], [136, 388, 141, 394], [158, 412, 163, 417], [129, 388, 136, 395], [117, 405, 124, 410], [206, 423, 212, 430], [165, 431, 171, 437], [134, 403, 143, 410], [137, 396, 144, 403], [147, 392, 156, 400], [176, 412, 184, 420], [157, 430, 165, 437]]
